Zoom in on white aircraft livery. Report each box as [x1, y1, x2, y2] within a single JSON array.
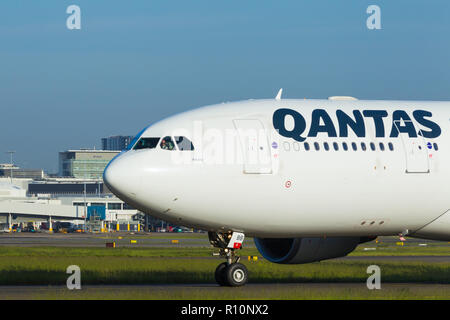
[[103, 93, 450, 286]]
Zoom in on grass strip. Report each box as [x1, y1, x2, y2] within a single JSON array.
[[0, 255, 448, 286]]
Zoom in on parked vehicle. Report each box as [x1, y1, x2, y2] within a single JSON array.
[[73, 225, 85, 233], [54, 222, 75, 233], [40, 222, 49, 230], [22, 226, 36, 232]]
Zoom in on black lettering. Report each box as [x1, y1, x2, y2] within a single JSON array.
[[273, 108, 307, 142], [307, 109, 337, 138], [390, 110, 417, 138], [336, 110, 365, 137], [413, 110, 441, 138], [362, 110, 388, 137]]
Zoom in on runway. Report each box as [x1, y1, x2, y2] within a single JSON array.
[[0, 233, 448, 261], [0, 232, 211, 247], [0, 232, 448, 299], [1, 232, 448, 246], [0, 283, 449, 300], [338, 255, 450, 262]]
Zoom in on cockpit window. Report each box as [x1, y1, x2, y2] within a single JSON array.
[[133, 137, 161, 150], [127, 125, 152, 150], [175, 136, 195, 151], [160, 136, 176, 150]]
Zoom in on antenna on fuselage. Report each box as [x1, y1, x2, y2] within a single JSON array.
[[275, 88, 283, 100]]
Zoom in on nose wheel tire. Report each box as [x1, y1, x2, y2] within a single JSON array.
[[210, 231, 247, 286], [215, 262, 248, 287], [226, 263, 248, 287], [215, 262, 228, 286]]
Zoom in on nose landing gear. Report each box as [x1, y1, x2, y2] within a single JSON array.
[[209, 231, 248, 287]]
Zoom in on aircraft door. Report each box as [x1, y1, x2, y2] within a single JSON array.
[[394, 120, 430, 173], [233, 119, 272, 174]]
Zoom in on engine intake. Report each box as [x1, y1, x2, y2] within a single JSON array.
[[254, 237, 372, 264]]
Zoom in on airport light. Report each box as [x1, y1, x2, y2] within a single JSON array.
[[5, 151, 15, 233], [84, 179, 87, 232], [84, 161, 87, 233]]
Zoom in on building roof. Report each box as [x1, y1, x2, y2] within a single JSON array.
[[0, 182, 23, 191], [0, 164, 20, 169], [0, 182, 27, 197], [61, 149, 120, 153]]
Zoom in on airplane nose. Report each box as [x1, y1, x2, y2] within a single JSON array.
[[103, 154, 141, 200]]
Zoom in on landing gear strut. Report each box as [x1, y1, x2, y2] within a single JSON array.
[[209, 231, 248, 287]]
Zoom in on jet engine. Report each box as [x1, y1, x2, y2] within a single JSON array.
[[254, 237, 374, 264]]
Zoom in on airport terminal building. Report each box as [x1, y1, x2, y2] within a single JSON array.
[[0, 139, 177, 233], [59, 150, 119, 179], [0, 164, 45, 180], [0, 179, 142, 233], [101, 135, 133, 151]]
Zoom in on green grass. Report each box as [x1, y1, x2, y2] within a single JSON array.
[[351, 242, 450, 256], [0, 241, 448, 258], [0, 246, 448, 286], [0, 246, 227, 258], [95, 233, 208, 240], [0, 245, 448, 299]]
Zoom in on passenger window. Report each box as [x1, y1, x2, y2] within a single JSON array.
[[361, 142, 367, 151], [324, 142, 330, 151], [314, 142, 320, 151], [333, 142, 339, 151], [304, 142, 310, 151], [370, 142, 376, 151], [293, 142, 300, 151], [342, 142, 348, 151], [388, 142, 394, 151], [351, 142, 357, 151], [133, 137, 160, 150], [175, 136, 195, 151], [433, 143, 438, 151], [160, 136, 176, 150], [379, 142, 385, 151]]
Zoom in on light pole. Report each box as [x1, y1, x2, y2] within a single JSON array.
[[5, 151, 15, 233], [84, 181, 87, 232], [84, 157, 88, 233]]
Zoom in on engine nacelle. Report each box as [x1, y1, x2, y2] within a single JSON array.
[[254, 237, 373, 264]]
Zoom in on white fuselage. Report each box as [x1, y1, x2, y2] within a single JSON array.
[[103, 99, 450, 240]]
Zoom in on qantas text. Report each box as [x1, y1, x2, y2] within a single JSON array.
[[273, 109, 441, 142]]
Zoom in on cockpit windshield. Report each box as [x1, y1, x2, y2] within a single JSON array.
[[133, 137, 161, 150], [175, 136, 195, 150], [127, 125, 151, 150], [129, 133, 195, 151], [160, 136, 176, 150]]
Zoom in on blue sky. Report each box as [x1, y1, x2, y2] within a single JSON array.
[[1, 1, 449, 172]]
